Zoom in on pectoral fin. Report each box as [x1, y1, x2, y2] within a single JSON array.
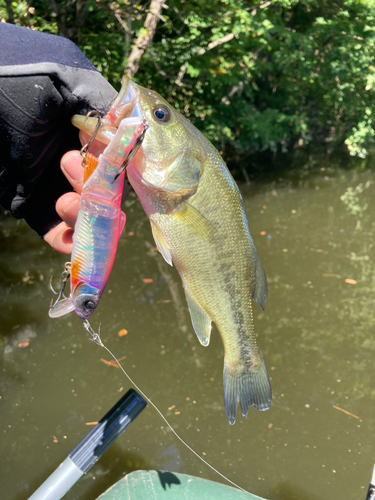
[[185, 290, 212, 346], [173, 202, 215, 243], [252, 254, 268, 311], [150, 220, 173, 266]]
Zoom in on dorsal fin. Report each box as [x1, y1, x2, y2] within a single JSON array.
[[184, 289, 212, 346]]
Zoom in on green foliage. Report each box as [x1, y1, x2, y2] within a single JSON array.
[[2, 0, 375, 168]]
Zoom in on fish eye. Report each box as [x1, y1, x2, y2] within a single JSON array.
[[153, 106, 170, 123], [84, 300, 95, 310]]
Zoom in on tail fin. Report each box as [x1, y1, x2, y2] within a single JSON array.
[[223, 348, 272, 425]]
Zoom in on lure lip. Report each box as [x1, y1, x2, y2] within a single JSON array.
[[48, 296, 75, 318]]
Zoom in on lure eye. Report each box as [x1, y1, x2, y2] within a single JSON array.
[[153, 106, 171, 123], [84, 300, 95, 310]]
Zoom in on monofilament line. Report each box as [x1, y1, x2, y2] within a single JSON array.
[[89, 331, 248, 494]]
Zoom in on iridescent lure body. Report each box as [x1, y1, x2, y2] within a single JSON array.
[[49, 96, 146, 322]]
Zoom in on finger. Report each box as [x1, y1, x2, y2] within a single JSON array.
[[61, 151, 84, 194], [44, 222, 73, 254], [56, 192, 80, 229]]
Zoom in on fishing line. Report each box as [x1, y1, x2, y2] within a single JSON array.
[[85, 327, 248, 494]]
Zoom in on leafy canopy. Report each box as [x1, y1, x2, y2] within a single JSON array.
[[2, 0, 375, 165]]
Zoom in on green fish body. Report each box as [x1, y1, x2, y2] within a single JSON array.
[[73, 77, 272, 424]]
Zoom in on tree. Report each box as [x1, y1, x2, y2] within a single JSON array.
[[1, 0, 375, 172]]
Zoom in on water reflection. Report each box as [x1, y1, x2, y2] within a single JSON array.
[[0, 169, 374, 500]]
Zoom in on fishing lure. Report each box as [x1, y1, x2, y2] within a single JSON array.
[[49, 103, 147, 336]]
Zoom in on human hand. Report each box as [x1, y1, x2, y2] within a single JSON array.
[[0, 24, 117, 239], [43, 150, 83, 254], [44, 134, 116, 254]]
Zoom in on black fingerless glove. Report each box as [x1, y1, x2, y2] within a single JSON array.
[[0, 23, 117, 237]]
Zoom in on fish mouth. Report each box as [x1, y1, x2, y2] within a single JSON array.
[[110, 76, 142, 123], [71, 76, 142, 145]]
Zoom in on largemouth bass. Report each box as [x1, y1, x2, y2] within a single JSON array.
[[74, 77, 272, 424]]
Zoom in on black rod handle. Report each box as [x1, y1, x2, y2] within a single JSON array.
[[69, 389, 147, 473], [366, 464, 375, 500]]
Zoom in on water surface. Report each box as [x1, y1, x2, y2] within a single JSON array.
[[0, 167, 374, 500]]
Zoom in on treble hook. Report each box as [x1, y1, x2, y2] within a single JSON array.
[[81, 318, 103, 347], [112, 121, 149, 184], [80, 110, 103, 164], [49, 262, 71, 308]]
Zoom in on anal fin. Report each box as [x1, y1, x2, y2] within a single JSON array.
[[150, 220, 173, 266], [185, 289, 212, 346]]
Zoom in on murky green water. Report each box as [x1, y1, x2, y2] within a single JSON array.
[[1, 167, 374, 500]]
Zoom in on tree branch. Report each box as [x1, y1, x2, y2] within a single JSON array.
[[125, 0, 167, 78], [176, 33, 236, 86], [5, 0, 14, 24]]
